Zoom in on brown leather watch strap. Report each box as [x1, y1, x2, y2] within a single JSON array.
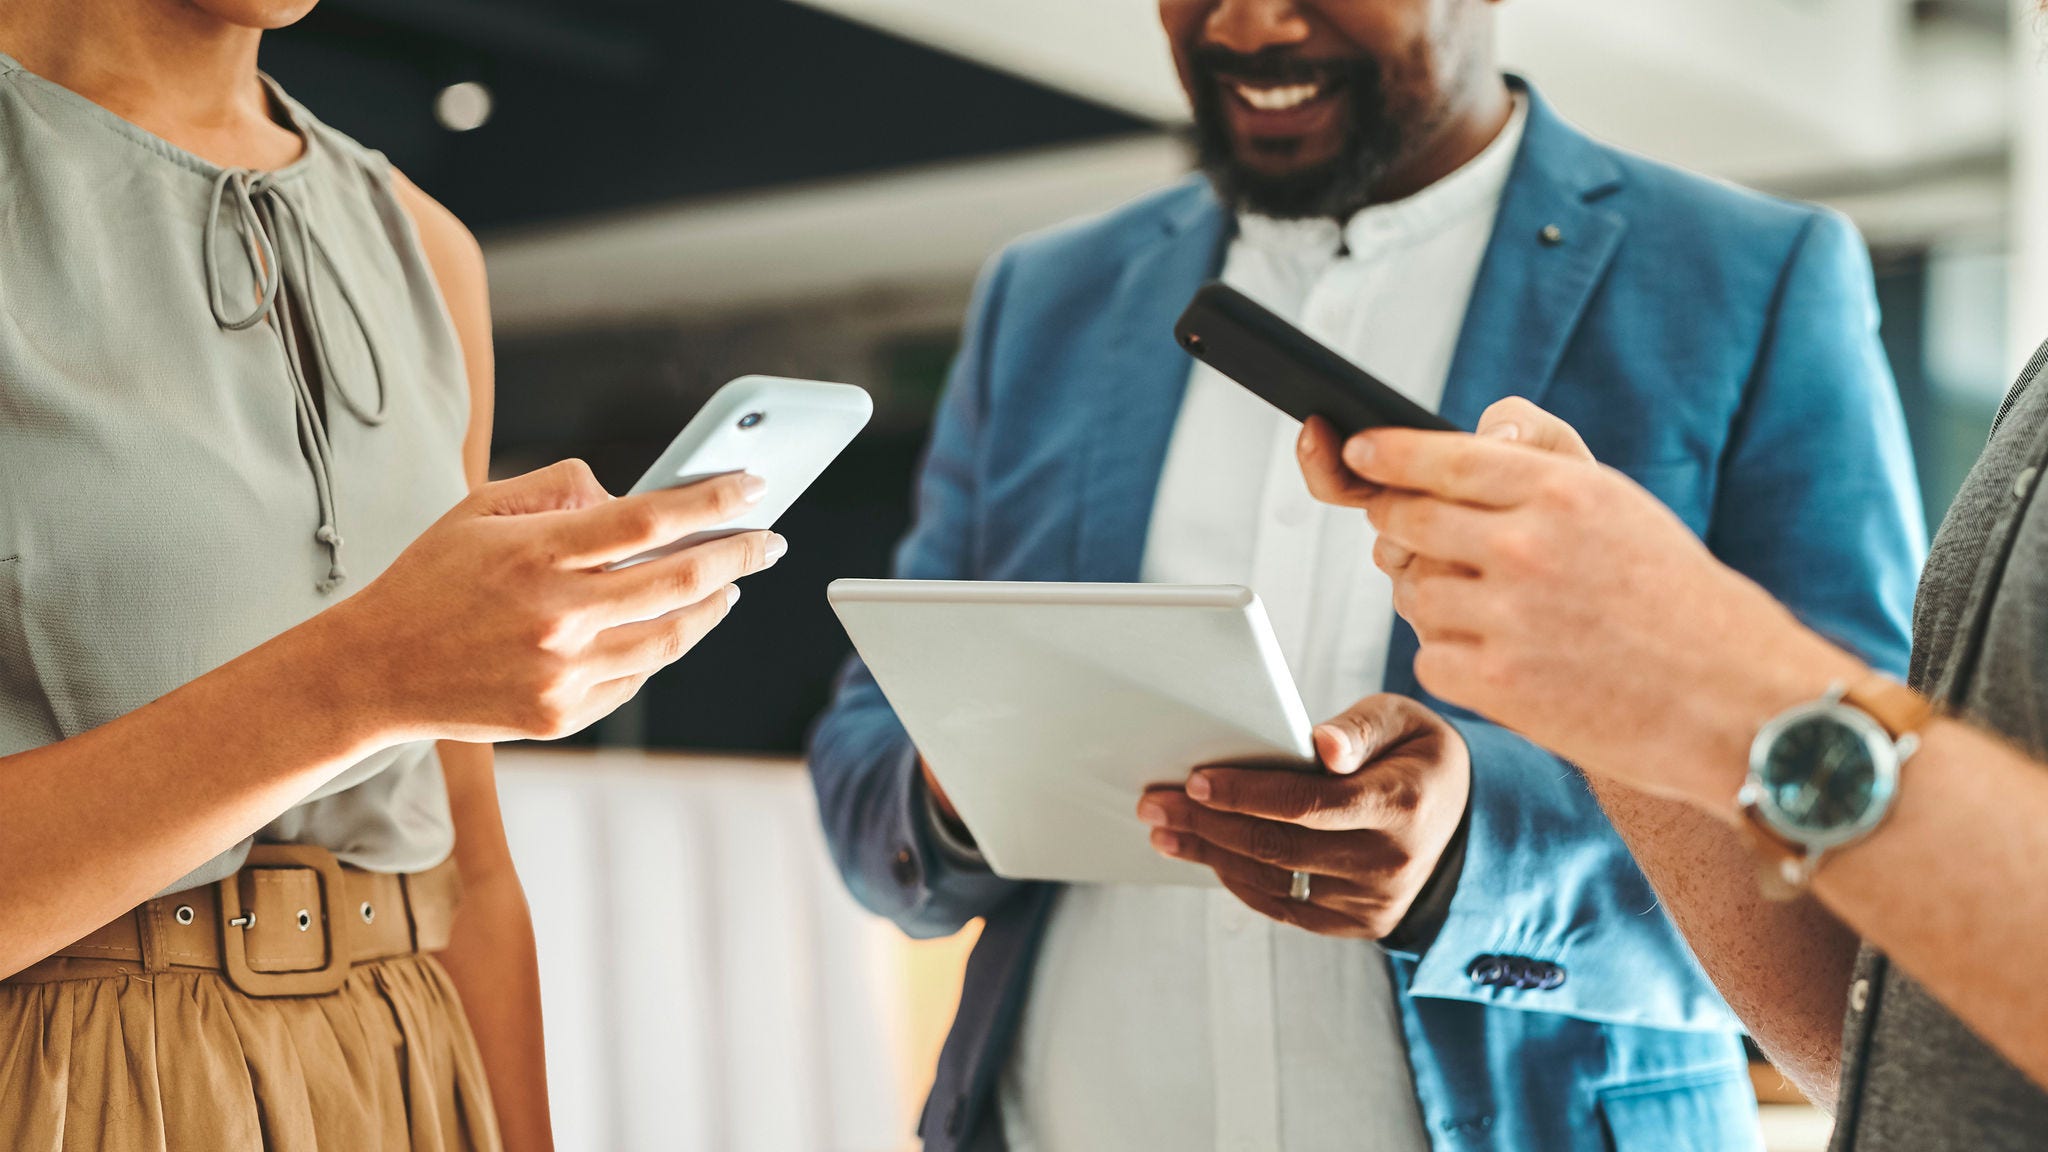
[[1738, 820, 1809, 903], [1842, 673, 1936, 742]]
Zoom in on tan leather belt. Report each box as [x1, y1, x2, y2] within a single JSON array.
[[7, 844, 462, 998]]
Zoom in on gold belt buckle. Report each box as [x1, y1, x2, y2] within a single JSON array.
[[217, 843, 352, 998]]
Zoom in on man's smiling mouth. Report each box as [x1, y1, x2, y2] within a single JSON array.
[[1230, 81, 1329, 112]]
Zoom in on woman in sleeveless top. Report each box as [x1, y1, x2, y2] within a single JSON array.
[[0, 2, 787, 1149]]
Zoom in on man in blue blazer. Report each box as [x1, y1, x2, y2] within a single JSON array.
[[810, 2, 1924, 1149]]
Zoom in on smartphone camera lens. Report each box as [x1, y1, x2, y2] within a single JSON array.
[[738, 412, 765, 430]]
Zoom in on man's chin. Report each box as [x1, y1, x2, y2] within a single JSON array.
[[1211, 162, 1350, 221], [1233, 156, 1339, 185], [1204, 132, 1360, 219], [1230, 133, 1345, 176], [1194, 109, 1399, 219]]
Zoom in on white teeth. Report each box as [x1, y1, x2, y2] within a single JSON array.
[[1234, 82, 1324, 112]]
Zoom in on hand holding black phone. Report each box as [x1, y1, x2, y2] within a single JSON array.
[[1174, 281, 1460, 436]]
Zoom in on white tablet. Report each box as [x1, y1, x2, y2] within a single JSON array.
[[827, 580, 1315, 886]]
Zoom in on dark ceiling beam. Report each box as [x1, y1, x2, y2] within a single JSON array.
[[1910, 0, 2013, 34], [321, 0, 658, 77], [264, 0, 1150, 230]]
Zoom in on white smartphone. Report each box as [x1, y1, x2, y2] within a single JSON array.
[[615, 375, 873, 567]]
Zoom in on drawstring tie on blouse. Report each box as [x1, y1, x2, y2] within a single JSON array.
[[204, 168, 390, 593]]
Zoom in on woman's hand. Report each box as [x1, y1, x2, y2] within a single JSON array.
[[327, 460, 784, 745], [1329, 405, 1860, 811]]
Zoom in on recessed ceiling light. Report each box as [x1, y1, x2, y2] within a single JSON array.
[[435, 82, 493, 132]]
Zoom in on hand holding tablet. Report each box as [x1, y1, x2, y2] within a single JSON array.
[[829, 580, 1315, 887], [1139, 692, 1472, 939]]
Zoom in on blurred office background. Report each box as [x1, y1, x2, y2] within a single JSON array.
[[256, 2, 2044, 1149]]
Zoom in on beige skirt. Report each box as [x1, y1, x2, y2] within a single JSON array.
[[0, 954, 502, 1152]]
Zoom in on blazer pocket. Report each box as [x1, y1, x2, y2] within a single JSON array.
[[1598, 1068, 1764, 1152]]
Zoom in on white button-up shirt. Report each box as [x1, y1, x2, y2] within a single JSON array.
[[998, 97, 1527, 1152]]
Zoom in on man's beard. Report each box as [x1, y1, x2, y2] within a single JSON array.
[[1191, 46, 1406, 221]]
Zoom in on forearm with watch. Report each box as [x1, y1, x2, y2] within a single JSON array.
[[1626, 644, 2048, 1099]]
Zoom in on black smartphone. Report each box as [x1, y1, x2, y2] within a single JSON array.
[[1174, 281, 1459, 435]]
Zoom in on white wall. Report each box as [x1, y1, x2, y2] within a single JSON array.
[[790, 0, 2005, 183], [2011, 0, 2048, 369], [490, 0, 2013, 334], [497, 750, 912, 1152]]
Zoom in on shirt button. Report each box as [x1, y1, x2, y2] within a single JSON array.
[[890, 847, 920, 888], [2016, 467, 2038, 501], [1850, 977, 1870, 1014]]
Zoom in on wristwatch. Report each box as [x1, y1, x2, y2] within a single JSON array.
[[1738, 674, 1934, 900]]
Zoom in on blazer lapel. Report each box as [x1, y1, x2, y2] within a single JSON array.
[[1436, 83, 1628, 431], [1072, 182, 1231, 582], [1389, 83, 1629, 697]]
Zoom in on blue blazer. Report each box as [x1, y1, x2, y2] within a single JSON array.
[[808, 84, 1924, 1152]]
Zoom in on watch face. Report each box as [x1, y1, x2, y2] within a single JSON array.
[[1757, 712, 1882, 834]]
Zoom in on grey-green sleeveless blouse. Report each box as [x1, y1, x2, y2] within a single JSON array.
[[0, 56, 470, 895]]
